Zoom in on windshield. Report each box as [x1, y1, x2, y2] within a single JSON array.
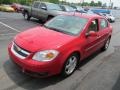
[[47, 3, 62, 11], [76, 6, 83, 10], [44, 15, 88, 35], [64, 5, 75, 12]]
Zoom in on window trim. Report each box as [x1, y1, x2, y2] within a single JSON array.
[[86, 19, 99, 33]]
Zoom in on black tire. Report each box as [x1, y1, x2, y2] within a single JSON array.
[[101, 38, 110, 51], [47, 16, 53, 21], [61, 53, 80, 77], [24, 12, 31, 20]]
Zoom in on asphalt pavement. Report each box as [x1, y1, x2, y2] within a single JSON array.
[[0, 11, 120, 90]]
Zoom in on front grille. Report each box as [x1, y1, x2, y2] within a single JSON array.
[[11, 42, 30, 59]]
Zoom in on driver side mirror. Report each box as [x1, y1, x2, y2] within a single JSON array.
[[86, 31, 97, 37], [41, 7, 47, 10]]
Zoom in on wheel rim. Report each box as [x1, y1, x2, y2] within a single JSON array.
[[24, 13, 28, 19], [65, 56, 77, 75], [105, 39, 110, 49]]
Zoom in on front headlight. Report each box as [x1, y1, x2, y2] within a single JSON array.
[[32, 50, 59, 62]]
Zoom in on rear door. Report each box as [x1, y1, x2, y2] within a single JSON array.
[[38, 3, 48, 20], [97, 18, 110, 47]]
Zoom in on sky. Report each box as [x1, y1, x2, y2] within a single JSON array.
[[63, 0, 120, 7]]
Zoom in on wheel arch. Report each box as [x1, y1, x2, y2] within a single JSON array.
[[60, 49, 82, 70]]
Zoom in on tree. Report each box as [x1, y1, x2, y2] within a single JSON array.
[[97, 1, 102, 7], [102, 3, 107, 8], [0, 0, 4, 4], [81, 2, 89, 6], [90, 1, 95, 6], [2, 0, 11, 4], [48, 0, 59, 3]]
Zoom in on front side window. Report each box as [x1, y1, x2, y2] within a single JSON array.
[[87, 19, 98, 32], [44, 15, 88, 35], [100, 19, 108, 29], [40, 3, 47, 9], [46, 3, 62, 11]]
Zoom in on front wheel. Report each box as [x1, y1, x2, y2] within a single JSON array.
[[24, 12, 31, 20], [61, 53, 79, 77]]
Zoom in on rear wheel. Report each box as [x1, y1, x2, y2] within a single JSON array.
[[101, 38, 110, 51], [47, 16, 53, 21], [61, 53, 79, 77]]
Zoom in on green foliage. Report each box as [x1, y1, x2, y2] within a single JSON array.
[[81, 2, 89, 6], [2, 0, 11, 4], [80, 1, 102, 7], [0, 0, 102, 7], [98, 1, 102, 6], [90, 1, 95, 6], [49, 0, 59, 3]]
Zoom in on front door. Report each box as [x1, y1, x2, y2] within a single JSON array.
[[83, 19, 101, 57], [31, 2, 40, 18]]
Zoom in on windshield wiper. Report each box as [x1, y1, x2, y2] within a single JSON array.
[[43, 25, 62, 32], [43, 25, 74, 35]]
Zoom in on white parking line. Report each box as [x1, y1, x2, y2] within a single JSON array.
[[0, 33, 17, 36], [0, 18, 7, 20], [0, 35, 14, 40], [0, 21, 20, 32]]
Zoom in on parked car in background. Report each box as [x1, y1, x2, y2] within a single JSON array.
[[88, 8, 115, 22], [99, 13, 115, 22], [0, 5, 15, 12], [60, 5, 75, 12], [8, 13, 112, 77], [71, 6, 86, 13], [11, 3, 23, 12], [22, 1, 66, 22], [90, 8, 111, 14], [86, 10, 96, 15]]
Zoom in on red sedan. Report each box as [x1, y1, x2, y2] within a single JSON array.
[[8, 13, 112, 77], [11, 3, 23, 12]]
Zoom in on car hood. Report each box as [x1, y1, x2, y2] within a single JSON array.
[[15, 26, 76, 52]]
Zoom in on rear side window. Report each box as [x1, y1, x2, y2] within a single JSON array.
[[100, 19, 108, 29], [33, 2, 40, 8]]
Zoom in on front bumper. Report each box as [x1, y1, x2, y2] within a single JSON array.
[[8, 43, 62, 77]]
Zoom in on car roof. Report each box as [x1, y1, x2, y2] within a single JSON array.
[[34, 1, 57, 5], [65, 12, 102, 19], [61, 5, 73, 7]]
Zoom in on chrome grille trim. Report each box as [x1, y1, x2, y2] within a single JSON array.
[[11, 42, 30, 59]]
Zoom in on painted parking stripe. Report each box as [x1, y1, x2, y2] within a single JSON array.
[[0, 18, 7, 20], [0, 33, 17, 36], [0, 22, 20, 32]]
